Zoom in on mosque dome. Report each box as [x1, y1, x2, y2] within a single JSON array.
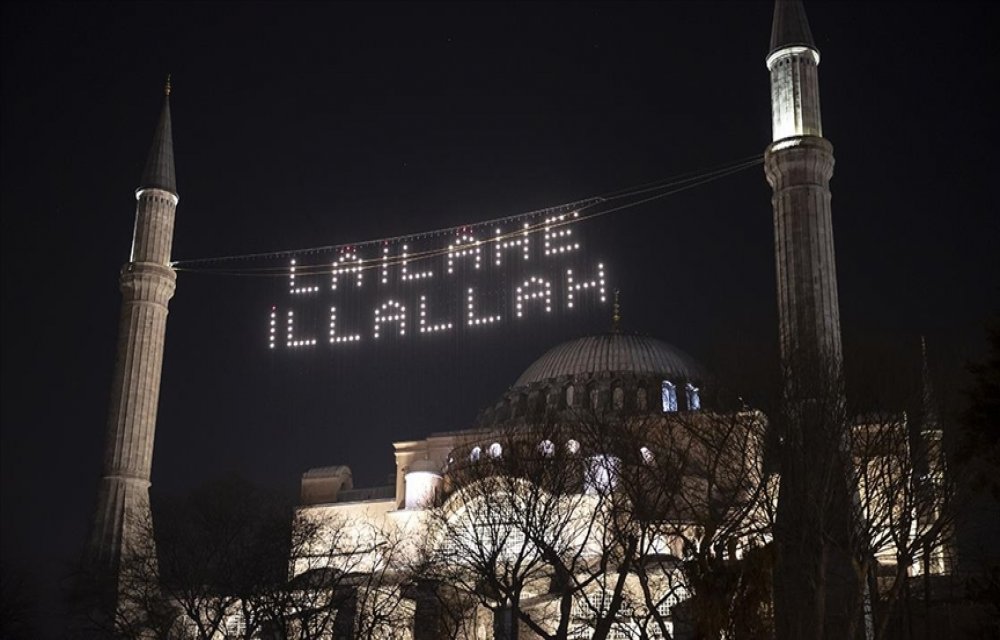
[[475, 332, 706, 428], [513, 333, 704, 389]]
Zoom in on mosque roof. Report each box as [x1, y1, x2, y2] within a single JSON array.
[[513, 332, 705, 388]]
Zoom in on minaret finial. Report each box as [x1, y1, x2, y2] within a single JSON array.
[[611, 289, 621, 333], [164, 74, 171, 97]]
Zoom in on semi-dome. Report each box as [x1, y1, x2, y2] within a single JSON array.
[[514, 333, 705, 389]]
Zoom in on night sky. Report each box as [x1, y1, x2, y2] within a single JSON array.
[[1, 1, 997, 628]]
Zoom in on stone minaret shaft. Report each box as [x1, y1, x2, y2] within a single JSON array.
[[764, 0, 842, 394], [89, 86, 178, 574]]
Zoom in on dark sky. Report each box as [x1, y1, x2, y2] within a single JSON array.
[[1, 0, 997, 627]]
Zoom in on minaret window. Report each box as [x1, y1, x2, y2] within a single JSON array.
[[661, 380, 678, 412], [686, 384, 701, 411]]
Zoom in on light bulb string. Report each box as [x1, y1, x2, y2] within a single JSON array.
[[172, 155, 762, 277]]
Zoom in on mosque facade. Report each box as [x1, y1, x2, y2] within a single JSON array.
[[86, 1, 954, 638]]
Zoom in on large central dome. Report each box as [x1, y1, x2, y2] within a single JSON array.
[[514, 333, 704, 388]]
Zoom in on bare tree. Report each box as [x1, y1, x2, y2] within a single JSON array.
[[844, 411, 956, 640], [71, 476, 413, 640], [421, 422, 631, 640], [559, 403, 775, 640], [417, 400, 776, 640], [1, 563, 41, 640]]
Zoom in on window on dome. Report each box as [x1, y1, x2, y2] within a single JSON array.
[[539, 440, 555, 457], [489, 442, 503, 459], [612, 387, 625, 410], [566, 439, 581, 455], [637, 387, 647, 411], [470, 446, 482, 462], [661, 380, 678, 412], [686, 383, 701, 411], [566, 386, 575, 407]]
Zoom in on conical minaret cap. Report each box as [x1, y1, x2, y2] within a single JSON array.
[[139, 86, 176, 195], [769, 0, 817, 55]]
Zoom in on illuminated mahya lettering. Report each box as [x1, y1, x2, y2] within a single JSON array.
[[288, 259, 318, 294], [447, 233, 481, 274], [270, 210, 612, 348], [515, 276, 552, 318], [419, 295, 452, 333], [373, 300, 406, 339], [466, 288, 500, 326], [329, 306, 361, 343], [332, 251, 363, 290], [565, 263, 606, 309], [268, 308, 277, 349], [285, 309, 316, 348], [493, 223, 531, 266], [401, 244, 433, 281], [544, 211, 580, 256], [381, 244, 433, 283]]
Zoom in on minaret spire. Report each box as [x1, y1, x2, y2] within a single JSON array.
[[766, 0, 823, 142], [139, 81, 176, 195], [88, 83, 180, 593], [769, 0, 816, 55]]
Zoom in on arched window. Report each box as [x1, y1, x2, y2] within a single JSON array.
[[488, 442, 502, 459], [612, 387, 625, 410], [590, 387, 600, 410], [661, 380, 678, 412], [566, 439, 581, 455], [640, 446, 655, 465], [566, 386, 575, 407], [539, 440, 555, 457], [515, 394, 527, 417], [686, 383, 701, 411], [637, 387, 648, 411], [584, 455, 620, 495], [470, 446, 482, 462]]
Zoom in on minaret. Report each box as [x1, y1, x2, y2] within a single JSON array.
[[918, 337, 950, 575], [764, 3, 854, 638], [764, 0, 842, 393], [88, 79, 178, 577]]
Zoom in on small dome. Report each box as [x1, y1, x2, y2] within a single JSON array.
[[513, 333, 704, 388]]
